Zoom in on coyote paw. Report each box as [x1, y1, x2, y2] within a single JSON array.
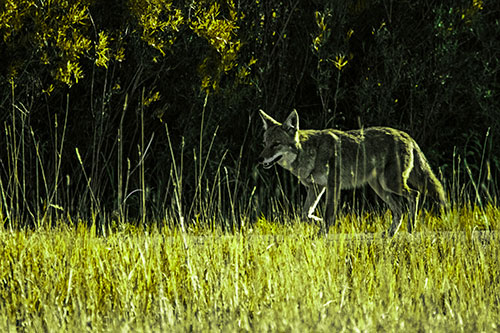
[[307, 213, 323, 222]]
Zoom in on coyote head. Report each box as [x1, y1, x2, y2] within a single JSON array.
[[258, 110, 300, 169]]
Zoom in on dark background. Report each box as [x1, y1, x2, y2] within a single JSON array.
[[0, 0, 498, 227]]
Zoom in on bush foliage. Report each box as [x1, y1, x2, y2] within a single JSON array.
[[0, 0, 499, 226]]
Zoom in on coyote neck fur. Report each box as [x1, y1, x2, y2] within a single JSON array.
[[282, 129, 333, 187]]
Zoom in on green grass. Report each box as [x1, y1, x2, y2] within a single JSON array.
[[1, 207, 499, 332]]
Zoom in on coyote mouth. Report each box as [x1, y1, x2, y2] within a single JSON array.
[[262, 154, 282, 169]]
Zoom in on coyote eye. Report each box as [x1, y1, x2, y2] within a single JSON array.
[[271, 143, 280, 149]]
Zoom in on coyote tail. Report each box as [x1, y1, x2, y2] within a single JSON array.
[[414, 149, 447, 208]]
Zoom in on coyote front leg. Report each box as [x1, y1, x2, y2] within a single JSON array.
[[302, 185, 325, 222], [324, 185, 340, 232]]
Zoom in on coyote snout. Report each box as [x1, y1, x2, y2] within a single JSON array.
[[258, 153, 282, 169], [258, 109, 447, 237]]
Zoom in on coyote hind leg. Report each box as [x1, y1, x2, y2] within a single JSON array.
[[368, 179, 404, 237], [369, 174, 421, 236], [405, 188, 420, 233]]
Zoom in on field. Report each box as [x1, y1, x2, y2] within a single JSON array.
[[1, 207, 499, 332], [1, 1, 499, 331]]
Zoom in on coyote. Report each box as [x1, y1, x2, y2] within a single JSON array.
[[258, 109, 446, 236]]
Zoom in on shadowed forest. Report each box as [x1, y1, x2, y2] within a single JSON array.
[[1, 0, 499, 227]]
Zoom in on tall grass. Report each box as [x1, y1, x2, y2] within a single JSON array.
[[0, 79, 497, 231], [1, 88, 499, 331], [0, 215, 499, 331]]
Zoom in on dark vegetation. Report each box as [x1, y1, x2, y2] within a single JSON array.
[[0, 0, 499, 228]]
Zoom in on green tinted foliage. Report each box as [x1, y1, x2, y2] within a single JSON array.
[[128, 0, 184, 57], [0, 0, 498, 226], [190, 0, 242, 91], [0, 0, 94, 86]]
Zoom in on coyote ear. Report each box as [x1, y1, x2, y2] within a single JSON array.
[[283, 109, 299, 132], [259, 109, 281, 130]]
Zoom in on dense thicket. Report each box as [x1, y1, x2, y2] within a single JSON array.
[[0, 0, 499, 227]]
